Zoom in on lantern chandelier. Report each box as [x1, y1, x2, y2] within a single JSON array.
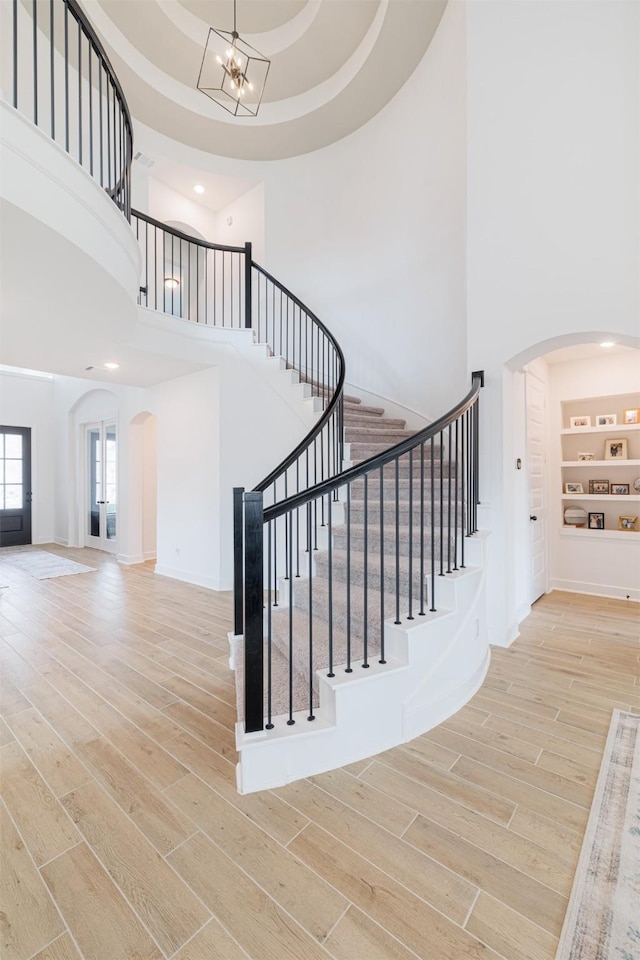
[[197, 0, 270, 117]]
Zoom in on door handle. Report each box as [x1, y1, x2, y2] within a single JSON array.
[[530, 515, 538, 521]]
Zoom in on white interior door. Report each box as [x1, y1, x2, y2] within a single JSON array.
[[526, 370, 547, 602], [85, 421, 117, 553]]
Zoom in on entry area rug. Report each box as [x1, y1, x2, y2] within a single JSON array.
[[555, 709, 640, 960], [0, 547, 96, 580]]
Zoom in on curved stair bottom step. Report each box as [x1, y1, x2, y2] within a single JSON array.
[[235, 561, 489, 793]]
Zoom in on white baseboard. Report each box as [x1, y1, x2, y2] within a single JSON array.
[[143, 550, 157, 561], [549, 579, 640, 603], [54, 538, 69, 547], [117, 553, 145, 566], [154, 564, 231, 592]]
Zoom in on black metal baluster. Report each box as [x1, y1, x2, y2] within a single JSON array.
[[327, 494, 334, 677], [98, 58, 102, 184], [407, 449, 414, 619], [33, 0, 38, 126], [460, 411, 466, 567], [454, 417, 459, 570], [273, 484, 278, 605], [307, 503, 315, 720], [346, 482, 352, 672], [363, 473, 369, 667], [447, 422, 452, 574], [439, 429, 444, 577], [394, 457, 401, 625], [88, 42, 94, 175], [419, 442, 425, 615], [430, 436, 436, 611], [266, 520, 273, 729], [12, 0, 18, 109], [77, 20, 82, 166], [379, 467, 386, 663], [287, 517, 294, 724], [49, 0, 55, 138], [64, 1, 69, 151]]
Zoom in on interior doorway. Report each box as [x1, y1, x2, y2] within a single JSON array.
[[85, 420, 117, 553], [0, 426, 32, 546]]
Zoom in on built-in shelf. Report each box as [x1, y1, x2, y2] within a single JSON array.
[[561, 494, 640, 502], [561, 459, 640, 467], [560, 527, 639, 541], [560, 423, 640, 435]]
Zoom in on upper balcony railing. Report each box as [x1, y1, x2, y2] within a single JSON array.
[[3, 0, 133, 219]]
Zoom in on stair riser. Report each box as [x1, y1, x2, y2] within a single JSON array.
[[332, 529, 459, 560], [346, 503, 465, 526], [344, 428, 414, 442], [349, 443, 445, 459], [343, 416, 406, 429]]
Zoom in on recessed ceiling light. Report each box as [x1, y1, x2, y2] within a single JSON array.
[[600, 341, 616, 348], [104, 362, 120, 370], [193, 184, 205, 194]]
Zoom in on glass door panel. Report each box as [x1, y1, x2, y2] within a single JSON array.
[[85, 421, 117, 552], [0, 427, 32, 546]]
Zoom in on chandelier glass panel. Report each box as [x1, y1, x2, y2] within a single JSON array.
[[197, 1, 270, 117]]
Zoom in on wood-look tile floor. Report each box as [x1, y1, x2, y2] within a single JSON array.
[[1, 546, 639, 960]]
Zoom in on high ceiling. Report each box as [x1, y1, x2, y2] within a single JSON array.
[[84, 0, 447, 160]]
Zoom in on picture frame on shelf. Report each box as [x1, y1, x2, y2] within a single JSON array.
[[623, 408, 639, 424], [570, 416, 591, 428], [588, 512, 604, 530], [611, 483, 630, 495], [618, 515, 638, 532], [589, 480, 610, 494], [604, 439, 627, 460], [564, 482, 584, 494], [595, 414, 617, 427], [577, 452, 595, 461]]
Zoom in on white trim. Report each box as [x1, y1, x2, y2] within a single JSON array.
[[154, 564, 230, 591], [549, 580, 640, 602]]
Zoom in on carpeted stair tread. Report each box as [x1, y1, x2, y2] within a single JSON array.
[[314, 549, 449, 601], [344, 414, 406, 429]]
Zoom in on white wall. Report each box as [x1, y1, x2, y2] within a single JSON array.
[[0, 370, 55, 543], [465, 0, 640, 641], [146, 178, 217, 240], [215, 182, 266, 263]]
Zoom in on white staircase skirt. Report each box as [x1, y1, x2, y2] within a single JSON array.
[[235, 533, 489, 794]]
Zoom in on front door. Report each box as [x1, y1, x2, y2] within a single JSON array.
[[525, 370, 547, 603], [0, 426, 32, 546], [85, 421, 117, 553]]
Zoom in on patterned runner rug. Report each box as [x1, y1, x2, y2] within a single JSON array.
[[0, 547, 96, 580], [555, 709, 640, 960]]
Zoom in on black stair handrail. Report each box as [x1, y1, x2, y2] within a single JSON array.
[[8, 0, 134, 219], [251, 261, 346, 495]]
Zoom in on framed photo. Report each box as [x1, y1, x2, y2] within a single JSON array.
[[588, 512, 604, 530], [570, 416, 591, 428], [595, 414, 617, 427], [577, 452, 595, 461], [624, 408, 639, 424], [604, 439, 628, 460], [589, 479, 610, 495], [618, 515, 638, 532], [564, 482, 584, 494], [611, 483, 630, 495]]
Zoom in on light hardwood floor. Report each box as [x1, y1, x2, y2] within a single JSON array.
[[1, 546, 638, 960]]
